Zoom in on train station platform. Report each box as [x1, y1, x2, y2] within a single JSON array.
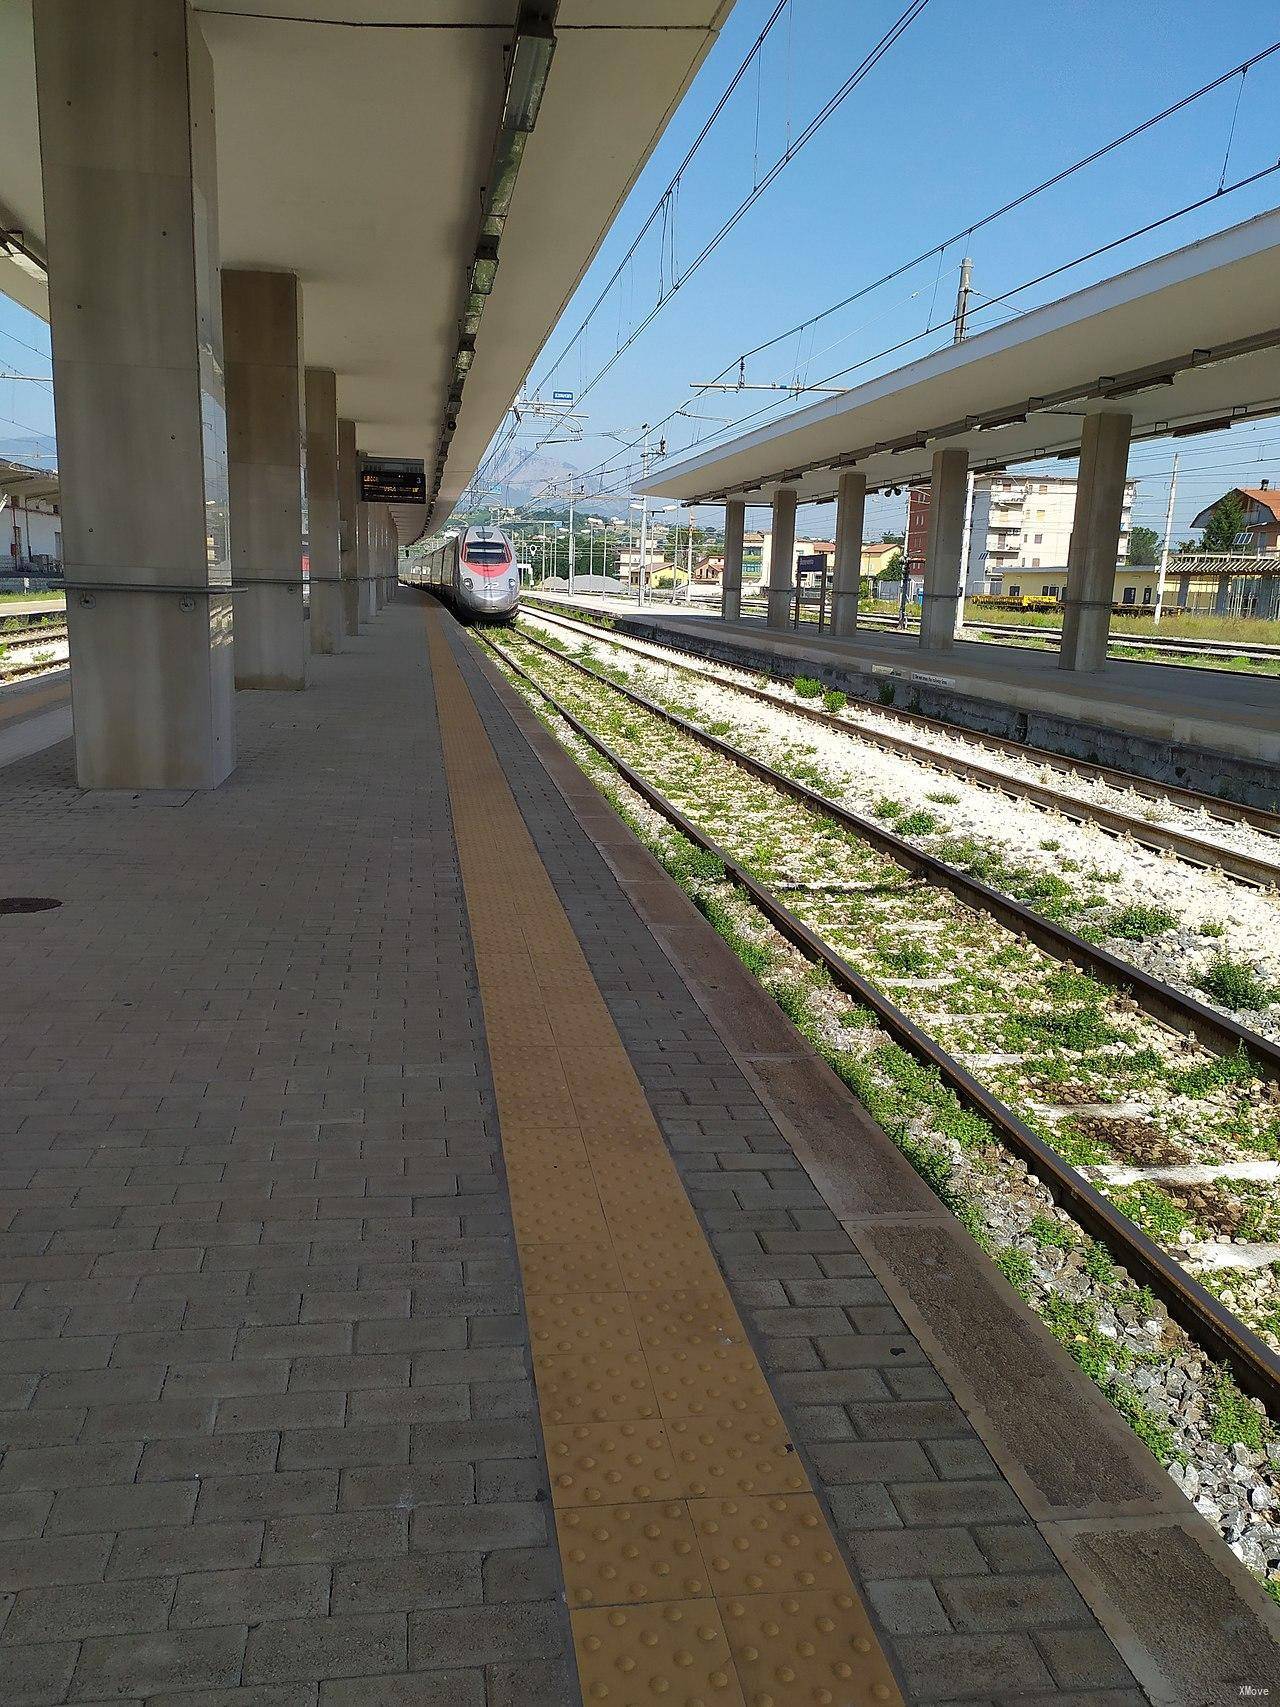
[[530, 594, 1280, 807], [0, 592, 1275, 1705]]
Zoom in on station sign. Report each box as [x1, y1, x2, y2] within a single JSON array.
[[552, 390, 574, 403], [359, 457, 426, 504], [796, 552, 828, 578]]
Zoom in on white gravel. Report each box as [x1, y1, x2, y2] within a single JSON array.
[[2, 634, 69, 675]]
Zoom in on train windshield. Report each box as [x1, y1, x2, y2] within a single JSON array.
[[462, 534, 512, 575]]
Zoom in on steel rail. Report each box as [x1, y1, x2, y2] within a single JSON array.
[[0, 655, 69, 684], [510, 622, 1280, 1079], [478, 628, 1280, 1421], [526, 595, 1280, 835], [525, 605, 1280, 889], [0, 621, 68, 648]]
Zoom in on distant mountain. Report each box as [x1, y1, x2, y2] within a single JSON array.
[[0, 433, 56, 470], [483, 449, 634, 519]]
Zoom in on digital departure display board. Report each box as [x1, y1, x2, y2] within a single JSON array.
[[359, 457, 426, 504]]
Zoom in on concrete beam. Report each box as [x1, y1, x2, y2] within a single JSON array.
[[832, 469, 867, 638], [919, 445, 969, 651], [1059, 410, 1133, 673], [224, 269, 307, 689], [766, 487, 797, 630], [34, 0, 235, 789], [304, 368, 344, 654]]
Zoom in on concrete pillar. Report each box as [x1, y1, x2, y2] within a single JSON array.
[[357, 503, 376, 623], [374, 507, 389, 609], [919, 446, 969, 651], [766, 488, 797, 629], [1058, 410, 1132, 673], [370, 506, 382, 612], [224, 269, 306, 689], [386, 512, 400, 601], [338, 418, 360, 635], [34, 0, 235, 789], [304, 368, 343, 654], [721, 500, 745, 621], [832, 470, 867, 638]]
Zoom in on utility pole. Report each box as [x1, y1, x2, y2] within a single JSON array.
[[1153, 452, 1179, 628], [686, 505, 694, 603], [636, 426, 656, 607], [953, 256, 973, 345]]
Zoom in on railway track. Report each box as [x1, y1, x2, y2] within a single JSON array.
[[854, 608, 1280, 664], [531, 596, 1280, 835], [0, 654, 69, 684], [481, 622, 1280, 1424], [524, 604, 1280, 889]]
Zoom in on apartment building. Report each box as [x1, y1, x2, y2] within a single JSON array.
[[965, 473, 1135, 595]]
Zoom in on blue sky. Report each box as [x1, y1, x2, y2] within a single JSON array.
[[483, 0, 1280, 540], [0, 295, 53, 456], [4, 0, 1280, 546]]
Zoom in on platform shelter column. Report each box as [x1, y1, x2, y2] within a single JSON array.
[[832, 469, 866, 637], [338, 419, 361, 636], [224, 269, 306, 689], [305, 368, 343, 654], [33, 0, 235, 789], [357, 503, 376, 624], [1059, 410, 1132, 673], [386, 512, 400, 600], [721, 499, 745, 621], [766, 486, 797, 629], [918, 445, 969, 651], [375, 507, 392, 608], [371, 507, 384, 611]]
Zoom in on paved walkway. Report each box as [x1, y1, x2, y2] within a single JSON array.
[[0, 594, 1257, 1703]]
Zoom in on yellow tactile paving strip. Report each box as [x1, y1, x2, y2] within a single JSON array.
[[427, 606, 903, 1707]]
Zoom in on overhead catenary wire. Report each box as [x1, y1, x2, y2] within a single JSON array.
[[555, 156, 1280, 510], [494, 40, 1280, 515]]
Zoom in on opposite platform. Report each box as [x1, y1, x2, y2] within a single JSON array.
[[528, 592, 1280, 804], [0, 593, 1272, 1705]]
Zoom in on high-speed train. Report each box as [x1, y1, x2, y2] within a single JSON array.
[[406, 526, 520, 622]]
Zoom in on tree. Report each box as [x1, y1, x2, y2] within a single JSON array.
[[1199, 492, 1247, 554], [879, 550, 904, 581], [880, 531, 905, 546], [1126, 526, 1160, 566]]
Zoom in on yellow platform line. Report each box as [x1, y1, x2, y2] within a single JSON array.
[[428, 606, 902, 1707]]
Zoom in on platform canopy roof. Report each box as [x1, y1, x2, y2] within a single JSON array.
[[0, 455, 57, 504], [0, 0, 730, 538], [639, 209, 1280, 509]]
